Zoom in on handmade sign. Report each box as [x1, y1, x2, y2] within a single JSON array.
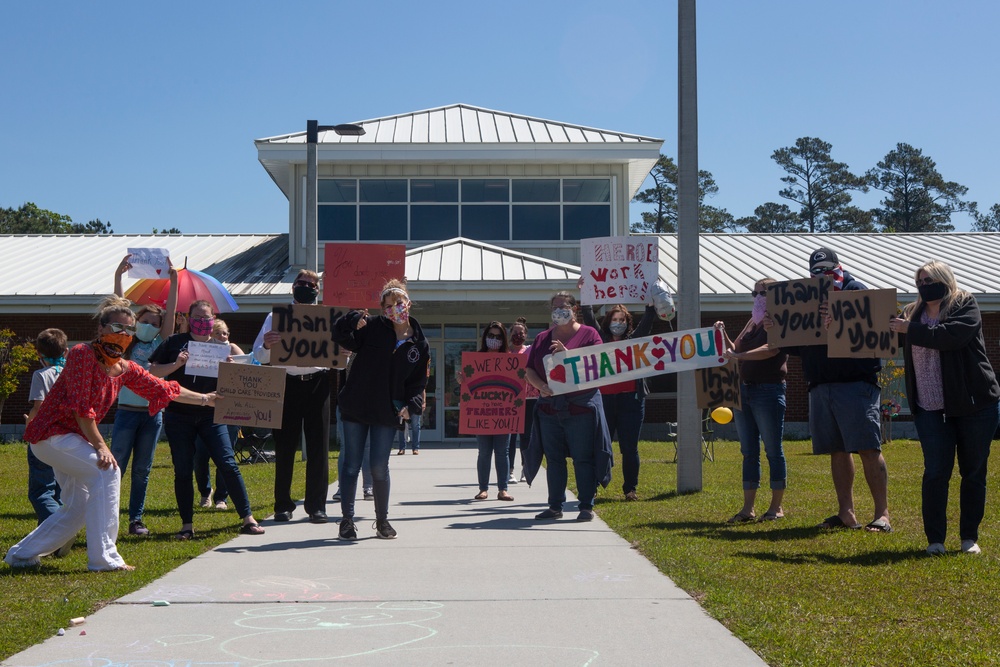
[[579, 236, 658, 306], [185, 341, 231, 378], [126, 247, 170, 279], [458, 352, 527, 435], [828, 288, 898, 358], [543, 327, 727, 395], [270, 304, 350, 369], [697, 360, 741, 411], [765, 275, 832, 347], [214, 362, 286, 429], [323, 243, 406, 308]]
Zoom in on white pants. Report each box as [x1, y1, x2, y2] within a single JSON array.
[[4, 433, 125, 571]]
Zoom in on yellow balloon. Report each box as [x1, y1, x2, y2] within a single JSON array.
[[711, 407, 733, 424]]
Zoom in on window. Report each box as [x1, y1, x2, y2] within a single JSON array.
[[411, 205, 458, 240], [318, 205, 356, 240], [563, 179, 610, 202], [563, 204, 611, 239], [461, 205, 509, 241], [512, 179, 559, 202], [411, 179, 458, 202], [360, 179, 407, 202], [513, 205, 560, 240], [318, 179, 357, 203], [359, 205, 406, 240], [462, 179, 509, 202]]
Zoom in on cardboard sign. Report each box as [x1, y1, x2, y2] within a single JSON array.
[[215, 362, 285, 429], [580, 236, 658, 306], [697, 360, 742, 411], [322, 243, 406, 309], [270, 304, 351, 369], [543, 327, 727, 395], [126, 247, 170, 279], [458, 352, 527, 435], [765, 276, 832, 347], [186, 341, 231, 378], [828, 288, 898, 358]]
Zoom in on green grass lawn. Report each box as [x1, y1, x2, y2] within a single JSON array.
[[2, 437, 999, 665]]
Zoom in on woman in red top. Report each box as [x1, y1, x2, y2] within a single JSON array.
[[5, 296, 215, 572]]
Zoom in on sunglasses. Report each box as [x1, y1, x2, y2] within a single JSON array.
[[809, 266, 833, 275], [751, 290, 767, 297], [106, 323, 137, 335], [486, 333, 503, 340], [915, 277, 937, 286], [295, 280, 318, 288]]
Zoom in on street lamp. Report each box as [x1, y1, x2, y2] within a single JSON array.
[[305, 119, 366, 272]]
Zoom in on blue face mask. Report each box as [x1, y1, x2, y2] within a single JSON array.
[[551, 308, 573, 326], [609, 322, 627, 336], [135, 322, 160, 343]]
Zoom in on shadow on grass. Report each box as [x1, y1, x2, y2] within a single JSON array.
[[637, 520, 828, 542], [738, 548, 926, 566]]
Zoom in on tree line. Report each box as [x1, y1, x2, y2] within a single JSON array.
[[632, 137, 1000, 234], [0, 202, 181, 235]]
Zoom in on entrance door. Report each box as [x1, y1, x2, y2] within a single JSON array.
[[420, 345, 441, 442]]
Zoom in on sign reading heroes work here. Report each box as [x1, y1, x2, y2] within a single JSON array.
[[827, 288, 898, 358], [322, 243, 406, 308], [697, 361, 742, 411], [579, 237, 658, 306], [458, 352, 527, 435], [270, 304, 350, 369], [126, 247, 170, 279], [765, 276, 833, 347], [214, 362, 286, 429], [542, 327, 727, 395]]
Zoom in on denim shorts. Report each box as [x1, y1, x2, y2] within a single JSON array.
[[809, 381, 882, 454]]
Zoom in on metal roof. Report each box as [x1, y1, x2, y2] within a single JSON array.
[[255, 104, 663, 201], [406, 237, 578, 282]]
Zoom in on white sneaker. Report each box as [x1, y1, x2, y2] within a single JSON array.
[[926, 542, 946, 555], [961, 540, 982, 555], [215, 501, 228, 510], [519, 467, 526, 483], [199, 495, 212, 508], [508, 473, 517, 484]]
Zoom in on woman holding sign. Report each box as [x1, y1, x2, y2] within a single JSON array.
[[6, 296, 216, 571], [718, 278, 789, 523], [524, 291, 612, 522], [890, 261, 1000, 555], [149, 299, 264, 539], [333, 279, 430, 540]]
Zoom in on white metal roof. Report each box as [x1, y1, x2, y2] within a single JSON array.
[[255, 104, 663, 200]]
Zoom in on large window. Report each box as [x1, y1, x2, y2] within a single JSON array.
[[317, 177, 612, 242]]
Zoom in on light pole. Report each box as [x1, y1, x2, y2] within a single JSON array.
[[305, 119, 366, 272]]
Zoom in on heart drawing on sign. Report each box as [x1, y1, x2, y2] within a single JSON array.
[[549, 365, 567, 384], [654, 361, 665, 371], [155, 269, 162, 275], [652, 336, 662, 344], [651, 347, 665, 359]]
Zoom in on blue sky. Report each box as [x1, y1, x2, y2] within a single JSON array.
[[2, 0, 996, 234]]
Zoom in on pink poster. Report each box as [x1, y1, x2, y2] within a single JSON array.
[[458, 352, 528, 435]]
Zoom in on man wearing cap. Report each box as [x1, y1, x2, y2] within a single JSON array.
[[253, 269, 331, 525], [766, 247, 891, 533]]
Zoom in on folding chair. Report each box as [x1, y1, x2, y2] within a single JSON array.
[[667, 415, 715, 463], [234, 427, 275, 464]]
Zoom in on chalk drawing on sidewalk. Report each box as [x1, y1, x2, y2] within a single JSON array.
[[573, 571, 634, 583]]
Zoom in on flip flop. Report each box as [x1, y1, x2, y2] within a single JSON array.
[[727, 511, 755, 524], [758, 512, 784, 522], [817, 515, 862, 530], [239, 522, 265, 535], [865, 519, 893, 533]]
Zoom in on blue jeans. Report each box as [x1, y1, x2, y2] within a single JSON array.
[[338, 434, 372, 491], [27, 446, 61, 524], [397, 416, 421, 452], [602, 391, 645, 494], [914, 402, 998, 544], [340, 420, 395, 521], [476, 435, 510, 492], [508, 398, 537, 471], [536, 406, 598, 511], [734, 382, 787, 490], [163, 410, 252, 524], [110, 407, 163, 522], [193, 426, 236, 503]]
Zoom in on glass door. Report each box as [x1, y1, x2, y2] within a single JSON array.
[[421, 345, 441, 442]]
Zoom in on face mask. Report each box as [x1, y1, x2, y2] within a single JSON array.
[[918, 282, 948, 302], [384, 301, 409, 325], [293, 284, 319, 304], [751, 295, 767, 324], [189, 317, 215, 337], [92, 332, 132, 366], [551, 307, 573, 326], [609, 321, 628, 337], [510, 332, 526, 346], [135, 322, 159, 343], [485, 337, 502, 351]]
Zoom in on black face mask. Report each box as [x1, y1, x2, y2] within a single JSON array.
[[918, 282, 948, 302], [293, 285, 319, 304]]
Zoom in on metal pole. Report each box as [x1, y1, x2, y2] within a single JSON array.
[[677, 0, 702, 492], [305, 119, 319, 272]]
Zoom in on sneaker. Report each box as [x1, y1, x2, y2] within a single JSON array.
[[535, 508, 563, 520], [128, 521, 150, 536], [926, 542, 946, 555], [519, 468, 526, 483], [363, 489, 374, 501], [199, 495, 212, 508], [961, 540, 982, 555], [396, 449, 405, 456], [625, 491, 639, 501], [577, 509, 595, 522], [5, 554, 41, 568], [374, 519, 397, 539], [215, 501, 228, 510], [508, 472, 518, 484], [331, 490, 341, 501], [338, 518, 357, 540]]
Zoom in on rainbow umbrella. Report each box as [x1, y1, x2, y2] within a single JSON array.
[[125, 265, 239, 313]]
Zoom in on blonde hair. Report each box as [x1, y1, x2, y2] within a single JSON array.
[[902, 260, 970, 322], [213, 319, 229, 336], [297, 269, 320, 284], [95, 295, 135, 326]]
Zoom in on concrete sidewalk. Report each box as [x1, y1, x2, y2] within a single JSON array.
[[6, 446, 766, 667]]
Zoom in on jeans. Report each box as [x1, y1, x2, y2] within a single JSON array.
[[602, 391, 645, 494], [536, 406, 598, 511], [194, 426, 235, 503], [338, 433, 372, 492], [27, 446, 61, 524], [163, 410, 252, 524], [397, 416, 421, 452], [477, 434, 510, 492], [110, 407, 163, 522], [340, 420, 396, 521], [734, 382, 787, 490], [508, 398, 537, 473], [914, 402, 998, 544]]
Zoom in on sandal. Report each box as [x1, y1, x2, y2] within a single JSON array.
[[240, 522, 265, 535], [758, 512, 784, 522], [817, 515, 862, 530], [174, 529, 195, 541], [474, 491, 489, 500], [726, 511, 755, 524], [497, 491, 514, 501]]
